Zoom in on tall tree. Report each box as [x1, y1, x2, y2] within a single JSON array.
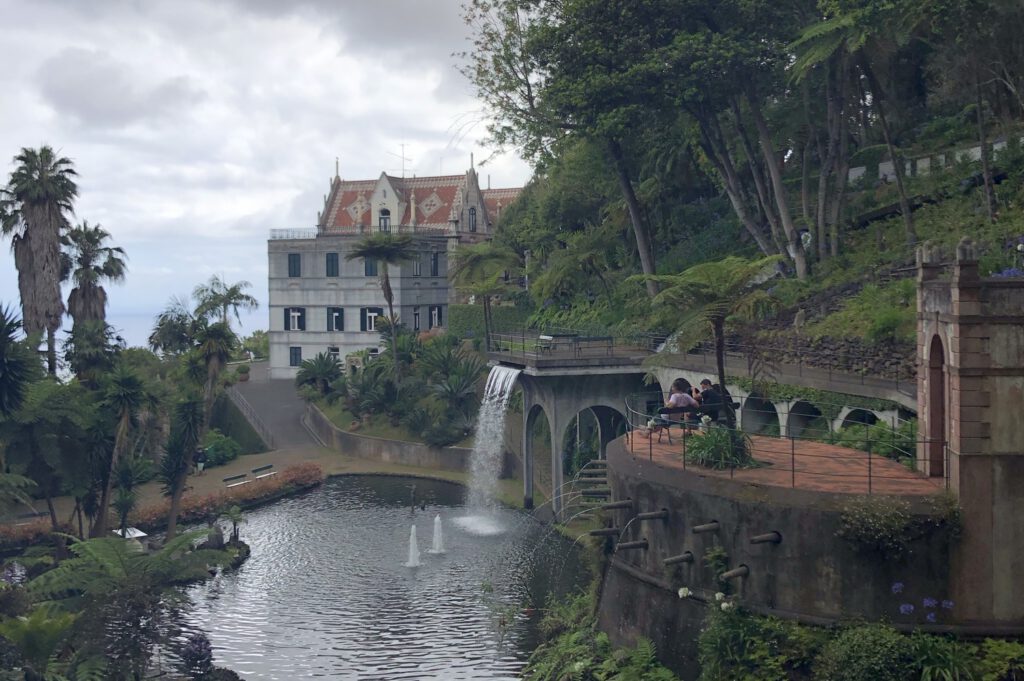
[[93, 364, 155, 537], [194, 321, 236, 434], [63, 221, 127, 327], [0, 146, 78, 374], [149, 295, 202, 355], [160, 395, 204, 540], [346, 234, 416, 381], [641, 255, 780, 426], [451, 241, 521, 350], [0, 304, 39, 418], [193, 275, 259, 330]]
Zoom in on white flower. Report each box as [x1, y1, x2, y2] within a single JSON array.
[[701, 415, 712, 424], [714, 592, 725, 602], [720, 602, 732, 611], [647, 419, 657, 428], [677, 587, 691, 599]]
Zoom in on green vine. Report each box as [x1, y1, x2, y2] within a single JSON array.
[[836, 492, 962, 560], [703, 545, 731, 592]]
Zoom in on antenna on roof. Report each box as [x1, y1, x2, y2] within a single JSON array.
[[470, 152, 474, 169], [488, 174, 491, 190], [335, 157, 339, 179], [386, 143, 413, 178]]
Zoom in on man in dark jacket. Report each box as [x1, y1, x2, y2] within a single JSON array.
[[698, 379, 724, 422]]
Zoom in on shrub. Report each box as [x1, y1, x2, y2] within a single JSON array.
[[910, 632, 979, 681], [180, 631, 214, 679], [837, 495, 914, 559], [236, 364, 250, 375], [815, 624, 915, 681], [977, 639, 1024, 681], [684, 426, 758, 470], [202, 429, 242, 467]]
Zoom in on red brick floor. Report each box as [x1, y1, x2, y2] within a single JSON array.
[[624, 431, 944, 496]]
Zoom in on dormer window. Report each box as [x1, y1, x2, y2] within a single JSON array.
[[379, 208, 391, 233]]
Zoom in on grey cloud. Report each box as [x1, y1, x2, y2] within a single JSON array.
[[37, 47, 205, 129]]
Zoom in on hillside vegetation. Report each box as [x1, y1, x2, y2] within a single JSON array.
[[460, 0, 1024, 361]]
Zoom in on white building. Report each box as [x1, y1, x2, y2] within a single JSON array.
[[267, 164, 520, 378]]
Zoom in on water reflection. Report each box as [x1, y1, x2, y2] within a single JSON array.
[[185, 476, 584, 680]]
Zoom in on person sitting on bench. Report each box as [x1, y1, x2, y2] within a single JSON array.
[[698, 379, 724, 422], [642, 379, 699, 441]]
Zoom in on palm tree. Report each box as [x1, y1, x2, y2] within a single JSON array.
[[195, 321, 236, 433], [93, 364, 154, 537], [221, 504, 246, 543], [63, 220, 127, 327], [193, 275, 259, 330], [161, 395, 204, 540], [345, 234, 416, 381], [641, 256, 780, 427], [63, 319, 122, 388], [451, 242, 521, 350], [296, 352, 342, 396], [149, 295, 202, 355], [0, 304, 39, 418], [0, 146, 78, 374]]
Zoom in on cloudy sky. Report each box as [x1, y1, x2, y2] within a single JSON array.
[[0, 0, 531, 345]]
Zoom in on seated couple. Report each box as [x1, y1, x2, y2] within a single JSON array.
[[640, 378, 724, 443]]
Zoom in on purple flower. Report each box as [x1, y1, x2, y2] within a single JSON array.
[[926, 612, 937, 623], [923, 597, 938, 609], [941, 600, 955, 610], [899, 603, 915, 615], [891, 582, 905, 595]]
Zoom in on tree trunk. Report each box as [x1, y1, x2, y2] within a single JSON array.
[[726, 104, 783, 256], [829, 81, 851, 258], [975, 69, 997, 222], [745, 90, 809, 279], [608, 138, 659, 297], [92, 414, 129, 537], [712, 317, 735, 428], [165, 468, 189, 541], [859, 54, 916, 245], [46, 327, 57, 375], [482, 295, 492, 352]]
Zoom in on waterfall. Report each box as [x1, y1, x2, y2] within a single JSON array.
[[467, 365, 521, 509], [405, 525, 420, 568]]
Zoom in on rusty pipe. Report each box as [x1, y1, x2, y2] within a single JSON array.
[[749, 531, 782, 545], [616, 539, 648, 551], [588, 528, 622, 537], [663, 551, 694, 566], [719, 565, 749, 581], [600, 499, 633, 510], [691, 521, 720, 534], [636, 509, 669, 521]]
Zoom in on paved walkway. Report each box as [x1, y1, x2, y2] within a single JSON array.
[[625, 432, 943, 496], [232, 361, 316, 447]]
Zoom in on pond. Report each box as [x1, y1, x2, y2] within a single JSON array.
[[185, 475, 585, 680]]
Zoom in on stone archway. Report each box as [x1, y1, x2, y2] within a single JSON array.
[[926, 334, 946, 478], [523, 403, 551, 510], [787, 400, 826, 438], [839, 408, 879, 429], [740, 394, 780, 435]]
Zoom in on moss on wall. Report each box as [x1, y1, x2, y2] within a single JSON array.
[[210, 394, 267, 454]]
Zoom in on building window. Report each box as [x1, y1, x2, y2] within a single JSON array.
[[365, 258, 378, 276], [429, 305, 443, 329], [284, 307, 306, 331], [288, 253, 301, 278], [326, 252, 339, 277], [468, 207, 477, 233], [360, 307, 384, 332], [379, 208, 391, 233], [413, 307, 420, 331], [327, 307, 344, 332], [289, 346, 302, 367], [327, 346, 340, 361], [431, 252, 439, 277], [413, 257, 421, 277]]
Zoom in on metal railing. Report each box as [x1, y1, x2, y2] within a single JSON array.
[[225, 386, 276, 450], [622, 391, 951, 494], [269, 229, 317, 240], [487, 327, 665, 360]]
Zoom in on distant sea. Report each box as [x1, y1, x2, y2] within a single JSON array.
[[102, 309, 267, 349]]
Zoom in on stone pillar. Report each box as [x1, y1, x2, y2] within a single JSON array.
[[522, 411, 534, 510]]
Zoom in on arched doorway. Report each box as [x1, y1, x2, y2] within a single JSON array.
[[927, 335, 946, 478]]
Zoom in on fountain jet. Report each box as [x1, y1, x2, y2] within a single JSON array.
[[428, 514, 446, 554], [405, 525, 421, 567]]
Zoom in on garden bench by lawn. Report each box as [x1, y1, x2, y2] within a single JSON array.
[[223, 473, 251, 489], [252, 464, 277, 480]]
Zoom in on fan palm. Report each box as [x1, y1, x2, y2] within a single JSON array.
[[195, 321, 236, 434], [296, 352, 342, 396], [93, 364, 155, 537], [0, 304, 39, 418], [639, 256, 781, 426], [148, 295, 202, 355], [63, 220, 126, 327], [345, 234, 416, 381], [0, 146, 78, 374], [451, 242, 521, 350], [193, 274, 259, 330]]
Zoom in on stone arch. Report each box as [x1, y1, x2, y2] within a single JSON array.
[[523, 403, 551, 510], [926, 334, 946, 478], [787, 400, 826, 438], [838, 408, 879, 431], [740, 394, 780, 435]]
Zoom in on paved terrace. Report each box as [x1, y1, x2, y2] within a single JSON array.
[[624, 432, 943, 496]]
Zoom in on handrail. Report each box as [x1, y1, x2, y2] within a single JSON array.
[[225, 386, 276, 450]]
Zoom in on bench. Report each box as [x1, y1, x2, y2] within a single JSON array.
[[536, 335, 555, 353], [223, 473, 251, 489], [252, 464, 277, 480], [575, 335, 613, 357]]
